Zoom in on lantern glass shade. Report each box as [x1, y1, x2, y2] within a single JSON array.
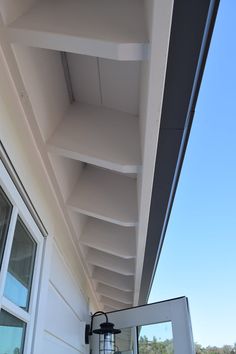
[[99, 333, 115, 354]]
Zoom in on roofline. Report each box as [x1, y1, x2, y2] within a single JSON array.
[[138, 0, 220, 305]]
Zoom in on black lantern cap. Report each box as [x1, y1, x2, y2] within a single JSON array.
[[93, 322, 121, 335], [85, 311, 121, 344]]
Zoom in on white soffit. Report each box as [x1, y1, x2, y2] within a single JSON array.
[[67, 166, 138, 227], [80, 218, 136, 259], [6, 0, 149, 60], [0, 0, 174, 310], [87, 248, 135, 276], [96, 284, 134, 305], [47, 102, 141, 173]]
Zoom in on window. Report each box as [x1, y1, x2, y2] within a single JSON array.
[[0, 188, 12, 267], [0, 310, 26, 353], [4, 218, 37, 310], [0, 161, 44, 354]]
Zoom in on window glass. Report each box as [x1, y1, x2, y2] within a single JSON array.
[[0, 188, 12, 267], [0, 309, 26, 354], [4, 218, 37, 310]]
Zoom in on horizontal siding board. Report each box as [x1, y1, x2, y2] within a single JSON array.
[[45, 284, 86, 352], [50, 245, 89, 321], [43, 332, 83, 354]]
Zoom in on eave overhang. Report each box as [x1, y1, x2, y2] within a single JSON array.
[[0, 0, 220, 311], [139, 0, 220, 305]]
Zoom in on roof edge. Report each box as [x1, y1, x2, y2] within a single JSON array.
[[138, 0, 220, 305]]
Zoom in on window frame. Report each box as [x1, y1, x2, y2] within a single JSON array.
[[0, 160, 44, 354]]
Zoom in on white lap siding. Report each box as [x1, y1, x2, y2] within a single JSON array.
[[43, 243, 89, 354]]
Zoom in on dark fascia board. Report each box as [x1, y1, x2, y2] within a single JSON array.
[[138, 0, 220, 305]]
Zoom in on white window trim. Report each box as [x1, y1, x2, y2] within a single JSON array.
[[0, 205, 18, 298], [0, 159, 45, 354]]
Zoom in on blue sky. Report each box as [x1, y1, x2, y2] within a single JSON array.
[[148, 0, 236, 348]]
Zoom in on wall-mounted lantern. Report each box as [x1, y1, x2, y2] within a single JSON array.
[[85, 311, 121, 354]]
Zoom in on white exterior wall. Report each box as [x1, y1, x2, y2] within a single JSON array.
[[0, 34, 98, 354], [39, 243, 89, 354]]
